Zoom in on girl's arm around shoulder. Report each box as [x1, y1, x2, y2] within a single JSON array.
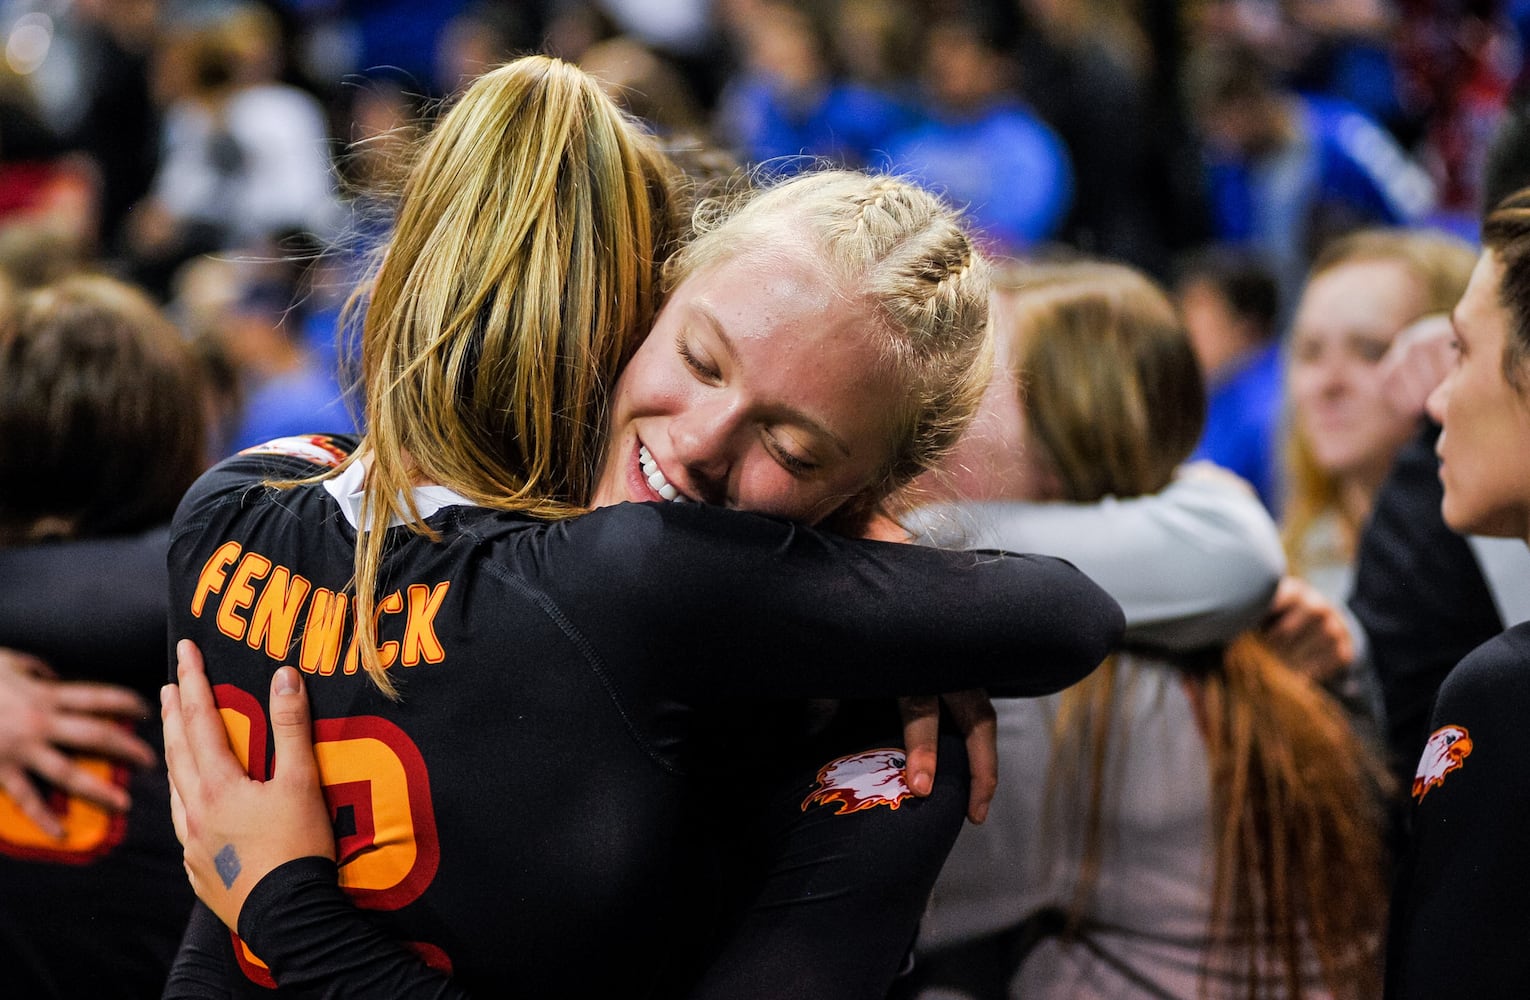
[[0, 526, 171, 683], [534, 502, 1124, 701], [905, 464, 1284, 651]]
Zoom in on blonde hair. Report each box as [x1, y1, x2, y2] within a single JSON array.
[[339, 55, 678, 696], [1282, 228, 1477, 570], [667, 170, 993, 516], [1001, 261, 1390, 999]]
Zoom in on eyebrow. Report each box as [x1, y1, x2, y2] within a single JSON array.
[[692, 303, 853, 458]]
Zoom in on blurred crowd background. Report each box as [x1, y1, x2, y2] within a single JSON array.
[[0, 0, 1523, 486]]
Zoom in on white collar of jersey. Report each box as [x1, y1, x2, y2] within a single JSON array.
[[322, 452, 479, 531]]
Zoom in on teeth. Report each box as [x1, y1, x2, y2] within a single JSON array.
[[637, 445, 687, 503]]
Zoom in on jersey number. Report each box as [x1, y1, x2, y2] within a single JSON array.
[[216, 685, 448, 987], [0, 729, 132, 863]]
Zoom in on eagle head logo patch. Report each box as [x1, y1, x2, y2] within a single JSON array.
[[800, 748, 912, 815], [1412, 724, 1473, 803]]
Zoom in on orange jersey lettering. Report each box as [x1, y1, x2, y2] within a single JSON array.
[[246, 566, 312, 659], [402, 583, 450, 666], [300, 589, 349, 675], [216, 552, 272, 641], [191, 541, 242, 617]]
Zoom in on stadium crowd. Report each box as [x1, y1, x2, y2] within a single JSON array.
[[3, 0, 1530, 997]]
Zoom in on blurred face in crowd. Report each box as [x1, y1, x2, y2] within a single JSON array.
[[746, 5, 823, 91], [1427, 250, 1530, 541], [1289, 258, 1425, 492], [589, 249, 902, 524], [1179, 276, 1260, 378], [924, 23, 1006, 112]]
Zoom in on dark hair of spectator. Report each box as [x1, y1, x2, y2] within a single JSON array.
[[1480, 85, 1530, 219], [1482, 185, 1530, 392], [1175, 246, 1280, 343], [934, 0, 1022, 55], [1183, 41, 1273, 122], [0, 275, 207, 544]]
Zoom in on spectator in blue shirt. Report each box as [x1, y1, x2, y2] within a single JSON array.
[[1176, 246, 1284, 512], [883, 10, 1072, 253], [1186, 42, 1435, 308], [714, 1, 915, 173]]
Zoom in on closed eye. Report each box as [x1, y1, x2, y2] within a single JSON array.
[[678, 336, 721, 381], [767, 434, 818, 477]]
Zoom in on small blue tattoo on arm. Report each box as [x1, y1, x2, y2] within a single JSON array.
[[214, 844, 242, 889]]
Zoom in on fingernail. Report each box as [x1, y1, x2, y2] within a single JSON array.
[[973, 803, 989, 825], [273, 667, 299, 695], [912, 772, 933, 796]]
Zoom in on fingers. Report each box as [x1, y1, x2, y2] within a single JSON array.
[[23, 742, 132, 813], [45, 713, 155, 769], [0, 763, 63, 839], [1261, 577, 1355, 683], [0, 648, 55, 681], [944, 690, 998, 825], [50, 681, 151, 721], [167, 769, 188, 848], [267, 667, 318, 787], [174, 640, 243, 784], [1381, 312, 1454, 418], [161, 680, 202, 812], [896, 695, 939, 797]]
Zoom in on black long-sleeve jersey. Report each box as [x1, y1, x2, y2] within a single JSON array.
[[0, 529, 194, 998], [163, 436, 1123, 997], [1385, 621, 1530, 998], [1351, 424, 1505, 790]]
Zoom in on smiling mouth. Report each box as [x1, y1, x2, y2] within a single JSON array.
[[639, 444, 689, 502]]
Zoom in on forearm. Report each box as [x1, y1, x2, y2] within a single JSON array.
[[237, 858, 471, 1000], [163, 901, 235, 999], [689, 707, 968, 1000], [0, 526, 171, 689], [906, 466, 1283, 650]]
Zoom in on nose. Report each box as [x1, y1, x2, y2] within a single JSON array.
[[1310, 354, 1353, 398], [1426, 371, 1452, 425], [669, 397, 743, 502]]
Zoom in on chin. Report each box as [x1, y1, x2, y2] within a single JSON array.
[[1443, 496, 1528, 541]]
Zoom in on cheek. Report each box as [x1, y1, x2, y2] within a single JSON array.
[[614, 353, 689, 418], [1288, 360, 1323, 403], [732, 458, 816, 520]]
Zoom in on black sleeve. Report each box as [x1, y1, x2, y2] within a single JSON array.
[[1350, 424, 1504, 786], [163, 901, 236, 999], [0, 527, 170, 693], [1384, 626, 1530, 998], [686, 706, 969, 1000], [237, 858, 470, 1000], [535, 502, 1124, 701]]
